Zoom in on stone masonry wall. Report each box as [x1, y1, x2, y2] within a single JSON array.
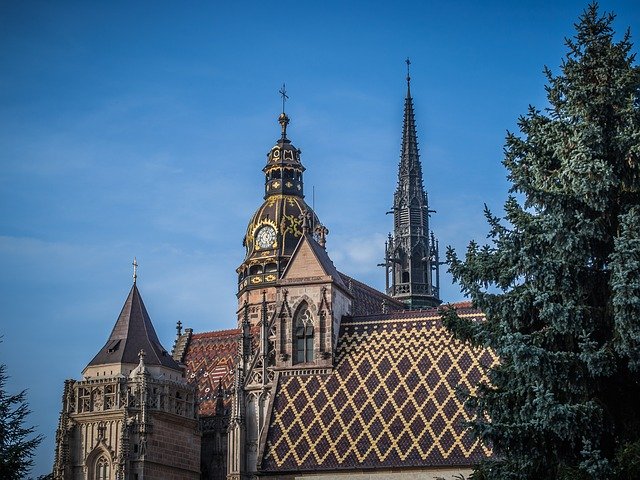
[[143, 413, 200, 479]]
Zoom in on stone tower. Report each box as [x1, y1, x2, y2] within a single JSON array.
[[384, 61, 441, 309], [227, 106, 352, 479], [235, 108, 322, 328], [53, 273, 200, 479]]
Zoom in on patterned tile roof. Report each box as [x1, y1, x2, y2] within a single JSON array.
[[339, 273, 404, 316], [182, 328, 239, 416], [261, 303, 496, 472]]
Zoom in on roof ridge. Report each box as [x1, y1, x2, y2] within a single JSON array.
[[304, 234, 347, 289], [191, 328, 241, 338], [344, 301, 481, 323], [338, 272, 404, 307], [134, 286, 161, 364]]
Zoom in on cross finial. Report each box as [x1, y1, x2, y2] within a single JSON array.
[[132, 257, 138, 284], [299, 210, 312, 234], [278, 84, 290, 140], [314, 223, 329, 248], [176, 320, 182, 336], [279, 83, 289, 114], [406, 57, 411, 88]]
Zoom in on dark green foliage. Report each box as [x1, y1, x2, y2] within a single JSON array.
[[0, 362, 43, 480], [443, 4, 640, 479]]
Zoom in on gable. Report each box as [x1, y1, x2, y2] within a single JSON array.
[[284, 238, 325, 279]]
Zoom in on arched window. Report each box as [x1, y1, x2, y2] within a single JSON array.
[[402, 271, 410, 283], [294, 303, 314, 364], [95, 456, 110, 480]]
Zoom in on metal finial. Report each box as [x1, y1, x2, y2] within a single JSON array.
[[176, 320, 182, 337], [314, 223, 329, 249], [278, 84, 290, 140], [279, 83, 289, 114], [405, 57, 411, 92], [132, 257, 138, 284], [299, 210, 312, 234]]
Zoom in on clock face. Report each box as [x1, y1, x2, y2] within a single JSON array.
[[256, 226, 277, 249]]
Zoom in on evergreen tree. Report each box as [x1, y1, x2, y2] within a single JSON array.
[[443, 4, 640, 479], [0, 362, 43, 479]]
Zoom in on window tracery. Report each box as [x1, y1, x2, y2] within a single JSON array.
[[95, 455, 110, 480], [294, 303, 314, 364]]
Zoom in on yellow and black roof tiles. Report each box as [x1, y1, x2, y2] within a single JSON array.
[[261, 304, 496, 472]]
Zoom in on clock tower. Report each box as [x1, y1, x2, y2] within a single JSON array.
[[236, 107, 320, 325]]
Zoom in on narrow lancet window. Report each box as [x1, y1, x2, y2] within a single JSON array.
[[95, 456, 110, 480], [294, 303, 314, 364]]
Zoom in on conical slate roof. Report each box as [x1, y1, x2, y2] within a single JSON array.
[[86, 283, 182, 371], [399, 74, 424, 182]]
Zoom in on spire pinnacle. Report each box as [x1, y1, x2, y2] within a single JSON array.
[[279, 83, 288, 114], [132, 257, 138, 284], [405, 58, 411, 95], [299, 210, 312, 234], [278, 83, 290, 140]]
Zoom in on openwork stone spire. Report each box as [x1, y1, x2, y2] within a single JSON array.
[[383, 60, 441, 309]]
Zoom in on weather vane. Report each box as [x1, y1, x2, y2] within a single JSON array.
[[132, 257, 138, 284], [279, 83, 289, 114]]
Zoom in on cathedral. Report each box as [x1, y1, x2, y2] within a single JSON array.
[[53, 66, 496, 479]]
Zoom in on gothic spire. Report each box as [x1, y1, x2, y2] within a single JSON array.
[[384, 61, 441, 309], [400, 58, 423, 184]]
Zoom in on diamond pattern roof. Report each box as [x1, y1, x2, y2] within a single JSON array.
[[261, 304, 496, 472], [182, 329, 239, 416]]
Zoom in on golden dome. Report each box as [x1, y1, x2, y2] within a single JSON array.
[[237, 113, 320, 293]]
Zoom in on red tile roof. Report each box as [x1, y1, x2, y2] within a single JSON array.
[[182, 328, 240, 416]]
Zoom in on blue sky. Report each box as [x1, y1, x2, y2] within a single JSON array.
[[1, 1, 639, 476]]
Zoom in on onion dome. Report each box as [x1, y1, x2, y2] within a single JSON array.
[[237, 113, 320, 293]]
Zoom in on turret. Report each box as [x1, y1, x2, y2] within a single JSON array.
[[237, 87, 320, 299]]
